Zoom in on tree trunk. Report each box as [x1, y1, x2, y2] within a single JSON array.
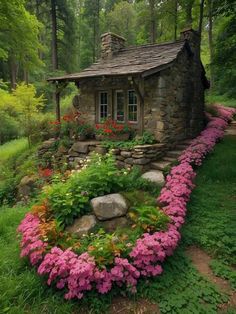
[[149, 0, 157, 44], [198, 0, 205, 40], [173, 0, 178, 40], [23, 69, 29, 85], [9, 57, 17, 89], [51, 0, 58, 71], [208, 0, 214, 88], [36, 0, 44, 60], [185, 0, 194, 27]]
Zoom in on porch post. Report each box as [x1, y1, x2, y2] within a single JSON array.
[[55, 84, 61, 122]]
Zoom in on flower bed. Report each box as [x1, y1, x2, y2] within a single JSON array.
[[17, 105, 236, 299]]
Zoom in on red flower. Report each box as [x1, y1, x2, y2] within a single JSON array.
[[39, 168, 53, 178]]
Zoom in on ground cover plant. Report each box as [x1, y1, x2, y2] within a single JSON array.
[[16, 105, 236, 302]]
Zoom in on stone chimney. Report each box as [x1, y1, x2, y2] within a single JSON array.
[[101, 32, 126, 59], [180, 28, 200, 58]]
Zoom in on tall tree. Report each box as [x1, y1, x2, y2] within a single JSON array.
[[149, 0, 157, 43], [198, 0, 205, 39], [207, 0, 214, 87], [50, 0, 58, 71], [0, 0, 43, 88]]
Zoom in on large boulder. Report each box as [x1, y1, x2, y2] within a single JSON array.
[[141, 170, 165, 186], [17, 175, 39, 201], [91, 193, 128, 221], [65, 215, 97, 237], [99, 216, 130, 232]]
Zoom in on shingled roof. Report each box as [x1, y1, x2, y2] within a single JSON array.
[[48, 40, 189, 82]]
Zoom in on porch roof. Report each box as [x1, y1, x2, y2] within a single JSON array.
[[47, 40, 188, 82]]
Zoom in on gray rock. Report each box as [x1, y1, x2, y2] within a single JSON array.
[[66, 215, 97, 237], [132, 158, 151, 165], [94, 146, 107, 155], [141, 170, 165, 186], [99, 216, 129, 233], [124, 158, 134, 164], [120, 151, 132, 158], [17, 175, 38, 201], [91, 193, 128, 221], [70, 142, 89, 153]]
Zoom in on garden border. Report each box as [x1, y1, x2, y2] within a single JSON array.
[[17, 105, 236, 300]]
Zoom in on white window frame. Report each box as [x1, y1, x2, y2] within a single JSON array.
[[128, 90, 138, 124], [114, 90, 125, 123], [99, 91, 108, 122]]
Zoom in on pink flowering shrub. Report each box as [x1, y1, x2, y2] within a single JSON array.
[[17, 105, 236, 299]]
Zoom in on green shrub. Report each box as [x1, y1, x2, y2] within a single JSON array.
[[0, 111, 21, 144], [102, 131, 156, 150], [129, 205, 170, 232]]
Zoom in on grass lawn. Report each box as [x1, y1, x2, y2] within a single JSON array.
[[0, 138, 28, 164], [0, 136, 235, 313], [206, 93, 236, 108]]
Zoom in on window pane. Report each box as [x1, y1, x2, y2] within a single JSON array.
[[128, 90, 137, 105], [116, 91, 124, 122], [128, 104, 137, 122], [100, 92, 107, 105], [99, 92, 108, 121], [128, 90, 137, 122]]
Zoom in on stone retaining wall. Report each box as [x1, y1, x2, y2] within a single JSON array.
[[38, 139, 167, 172]]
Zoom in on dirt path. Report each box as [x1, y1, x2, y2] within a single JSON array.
[[186, 246, 236, 312], [109, 297, 160, 314], [225, 120, 236, 136]]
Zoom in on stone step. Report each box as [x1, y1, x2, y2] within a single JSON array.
[[150, 160, 171, 171], [141, 170, 165, 186], [166, 150, 183, 158], [181, 139, 193, 144], [175, 144, 188, 150], [163, 156, 176, 162]]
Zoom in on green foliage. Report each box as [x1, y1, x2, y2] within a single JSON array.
[[213, 15, 236, 98], [46, 182, 90, 227], [13, 83, 46, 146], [137, 247, 228, 314], [182, 136, 236, 264], [102, 131, 156, 150], [130, 205, 170, 232], [206, 92, 236, 109], [0, 138, 28, 163], [0, 0, 43, 69], [210, 259, 236, 290], [122, 190, 157, 207], [0, 139, 38, 206]]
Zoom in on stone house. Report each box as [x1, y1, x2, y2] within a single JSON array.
[[48, 28, 209, 144]]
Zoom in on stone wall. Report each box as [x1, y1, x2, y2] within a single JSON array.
[[101, 32, 126, 59], [143, 40, 204, 143], [67, 140, 167, 172]]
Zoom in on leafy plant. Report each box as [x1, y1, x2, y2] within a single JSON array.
[[102, 131, 156, 150], [210, 259, 236, 290], [129, 205, 170, 232]]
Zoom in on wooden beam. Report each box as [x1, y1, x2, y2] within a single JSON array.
[[54, 81, 68, 122]]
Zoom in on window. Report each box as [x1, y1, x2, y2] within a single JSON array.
[[128, 90, 138, 122], [115, 90, 125, 122], [99, 91, 108, 121]]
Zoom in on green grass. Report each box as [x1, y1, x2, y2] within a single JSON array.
[[182, 136, 236, 264], [206, 93, 236, 108], [0, 138, 28, 164], [0, 136, 235, 313]]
